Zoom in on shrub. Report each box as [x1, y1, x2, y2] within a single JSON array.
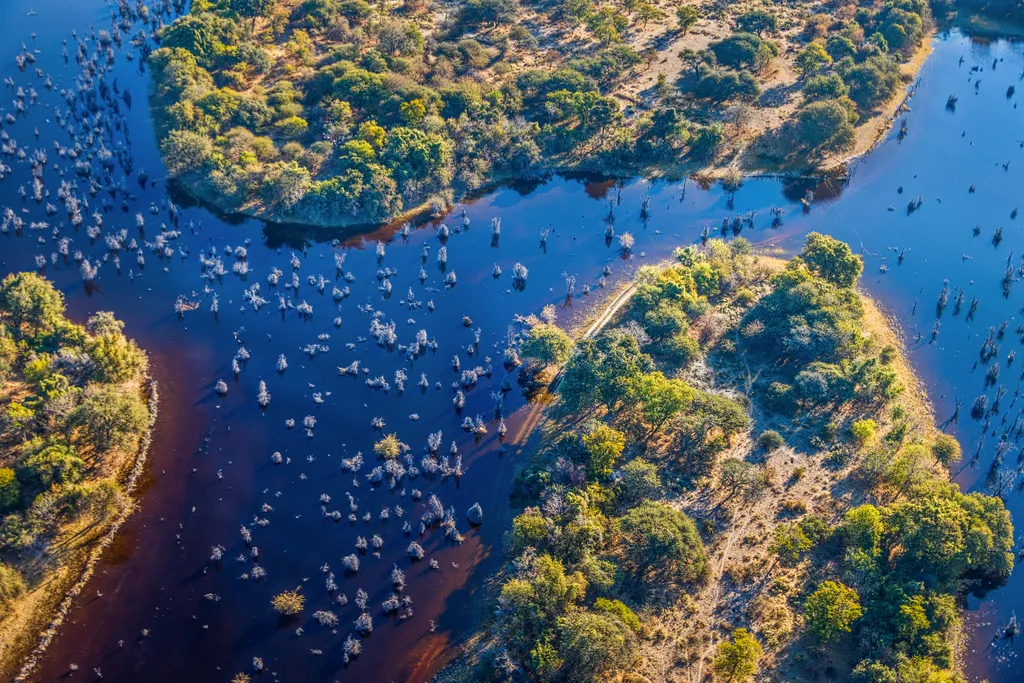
[[271, 588, 305, 615], [0, 469, 19, 512], [618, 501, 707, 583], [275, 115, 309, 138], [733, 287, 756, 307], [161, 130, 213, 176], [841, 56, 899, 112], [796, 100, 856, 155], [758, 430, 784, 451], [713, 627, 762, 681], [804, 581, 862, 641], [582, 425, 626, 478], [709, 33, 777, 71], [593, 597, 641, 632], [655, 333, 701, 367], [0, 561, 25, 605], [19, 443, 86, 494], [692, 67, 761, 103], [801, 232, 864, 288], [690, 123, 725, 161], [617, 459, 661, 505], [555, 610, 639, 681], [763, 382, 797, 415], [850, 419, 877, 447], [520, 323, 574, 367], [803, 73, 849, 101], [931, 434, 962, 467], [373, 433, 402, 459], [643, 302, 689, 340]]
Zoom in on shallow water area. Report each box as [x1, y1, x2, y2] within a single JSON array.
[[0, 2, 1022, 681]]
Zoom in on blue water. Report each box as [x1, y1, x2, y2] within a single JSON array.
[[0, 3, 1022, 680]]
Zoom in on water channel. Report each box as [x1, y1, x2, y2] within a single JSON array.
[[1, 2, 1023, 681]]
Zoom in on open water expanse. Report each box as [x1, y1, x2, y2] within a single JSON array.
[[2, 1, 1024, 681]]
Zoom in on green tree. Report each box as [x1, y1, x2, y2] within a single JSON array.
[[71, 385, 149, 455], [617, 458, 661, 505], [735, 10, 777, 36], [381, 127, 454, 191], [521, 323, 574, 367], [676, 5, 699, 34], [86, 333, 148, 384], [19, 443, 86, 494], [0, 273, 66, 339], [86, 311, 124, 337], [850, 419, 877, 448], [804, 580, 862, 642], [679, 47, 708, 79], [931, 434, 961, 467], [4, 403, 35, 440], [0, 330, 15, 381], [627, 371, 694, 438], [709, 33, 777, 72], [713, 627, 763, 682], [691, 67, 761, 103], [161, 130, 213, 176], [618, 500, 707, 583], [825, 35, 857, 61], [841, 56, 899, 112], [555, 610, 638, 681], [582, 424, 626, 478], [230, 0, 274, 31], [842, 504, 883, 555], [800, 233, 863, 288], [634, 2, 664, 28], [499, 554, 587, 647], [770, 522, 812, 565], [719, 458, 760, 499], [561, 0, 594, 25], [797, 99, 856, 154], [545, 90, 622, 133], [593, 597, 641, 631], [885, 485, 1013, 585], [0, 468, 20, 512], [803, 72, 849, 101], [795, 42, 832, 77], [758, 430, 784, 451]]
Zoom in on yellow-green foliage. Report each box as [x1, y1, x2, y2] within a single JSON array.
[[0, 273, 150, 554], [271, 588, 305, 615]]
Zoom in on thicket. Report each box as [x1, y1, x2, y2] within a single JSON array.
[[480, 240, 760, 680], [737, 236, 1013, 680], [479, 235, 1012, 682], [0, 274, 150, 617], [150, 0, 722, 225]]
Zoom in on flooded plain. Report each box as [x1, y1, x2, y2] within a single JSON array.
[[0, 1, 1023, 681]]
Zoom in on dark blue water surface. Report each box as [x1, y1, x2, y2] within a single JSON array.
[[1, 2, 1023, 681]]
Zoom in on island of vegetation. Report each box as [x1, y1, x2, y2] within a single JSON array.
[[151, 0, 932, 226], [440, 234, 1013, 682], [0, 274, 154, 680]]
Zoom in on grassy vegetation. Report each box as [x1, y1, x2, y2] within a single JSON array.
[[0, 274, 152, 679], [150, 0, 932, 226], [451, 236, 1012, 682]]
